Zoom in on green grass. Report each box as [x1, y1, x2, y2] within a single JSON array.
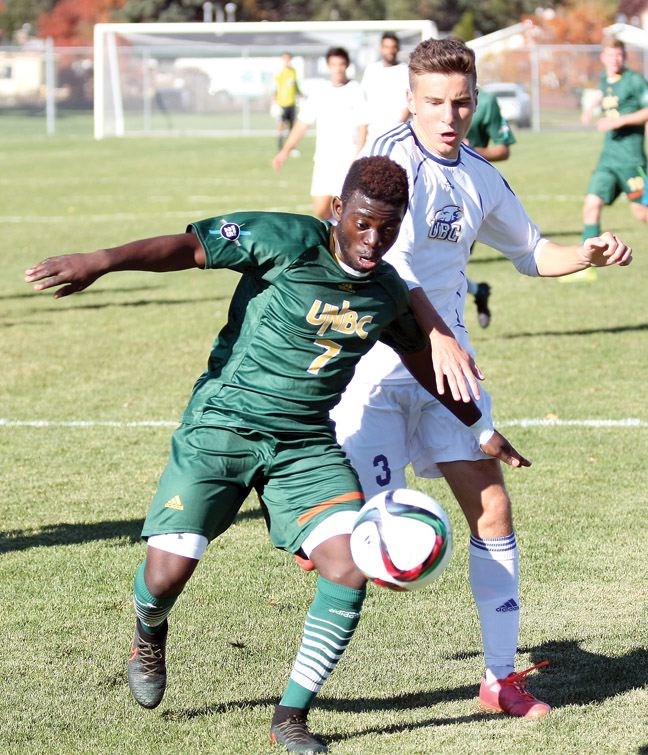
[[1, 124, 647, 754]]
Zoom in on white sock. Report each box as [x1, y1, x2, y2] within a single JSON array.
[[469, 533, 519, 683], [467, 279, 478, 295]]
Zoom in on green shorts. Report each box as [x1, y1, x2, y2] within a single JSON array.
[[142, 422, 364, 554], [587, 160, 647, 204]]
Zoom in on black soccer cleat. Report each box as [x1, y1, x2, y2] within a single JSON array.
[[270, 709, 327, 754], [474, 282, 491, 328], [127, 619, 168, 709]]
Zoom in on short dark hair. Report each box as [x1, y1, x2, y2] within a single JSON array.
[[602, 37, 625, 53], [381, 32, 399, 45], [409, 37, 476, 82], [326, 46, 350, 65], [341, 156, 409, 208]]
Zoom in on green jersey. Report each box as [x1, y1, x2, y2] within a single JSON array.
[[466, 91, 516, 149], [598, 67, 648, 163], [182, 212, 426, 432]]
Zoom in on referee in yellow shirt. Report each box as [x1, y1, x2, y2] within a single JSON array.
[[273, 52, 302, 149]]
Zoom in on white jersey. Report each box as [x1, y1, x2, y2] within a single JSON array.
[[298, 79, 368, 166], [353, 122, 545, 384], [361, 61, 410, 143]]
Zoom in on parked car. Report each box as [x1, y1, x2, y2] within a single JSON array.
[[481, 82, 532, 128]]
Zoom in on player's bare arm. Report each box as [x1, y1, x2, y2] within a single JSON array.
[[597, 106, 648, 132], [535, 233, 632, 277], [409, 287, 484, 402], [25, 233, 205, 298], [273, 120, 309, 170]]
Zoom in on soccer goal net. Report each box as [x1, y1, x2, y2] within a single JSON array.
[[93, 19, 436, 139]]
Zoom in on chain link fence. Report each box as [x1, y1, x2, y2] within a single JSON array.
[[2, 41, 647, 136]]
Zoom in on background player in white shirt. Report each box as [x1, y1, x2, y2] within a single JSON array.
[[361, 32, 411, 146], [273, 47, 368, 221], [331, 37, 632, 719]]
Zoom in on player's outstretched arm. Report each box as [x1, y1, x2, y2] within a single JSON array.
[[409, 287, 484, 402], [535, 233, 632, 277], [25, 233, 205, 298]]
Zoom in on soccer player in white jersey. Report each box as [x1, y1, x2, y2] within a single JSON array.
[[330, 37, 632, 718], [273, 47, 368, 222], [361, 32, 410, 145]]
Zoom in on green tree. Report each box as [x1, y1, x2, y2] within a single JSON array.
[[0, 0, 54, 41]]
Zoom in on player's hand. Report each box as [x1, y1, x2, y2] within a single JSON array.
[[480, 430, 531, 468], [25, 253, 103, 298], [429, 330, 484, 402], [272, 152, 287, 171], [583, 232, 632, 268], [596, 116, 620, 133]]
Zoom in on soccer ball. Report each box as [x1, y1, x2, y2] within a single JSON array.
[[350, 488, 453, 591]]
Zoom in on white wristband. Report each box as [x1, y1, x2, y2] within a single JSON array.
[[479, 428, 495, 446], [470, 414, 495, 446]]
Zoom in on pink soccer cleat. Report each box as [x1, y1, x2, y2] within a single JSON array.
[[479, 661, 551, 719]]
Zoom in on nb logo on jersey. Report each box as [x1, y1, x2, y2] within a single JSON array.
[[428, 204, 463, 243], [306, 299, 372, 339], [208, 219, 251, 247]]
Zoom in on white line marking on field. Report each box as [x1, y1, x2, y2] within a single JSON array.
[[499, 418, 647, 428], [0, 418, 646, 429]]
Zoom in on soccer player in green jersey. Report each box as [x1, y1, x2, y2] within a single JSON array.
[[581, 37, 648, 243], [464, 89, 517, 327], [25, 156, 529, 754]]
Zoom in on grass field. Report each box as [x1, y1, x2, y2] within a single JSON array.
[[1, 120, 647, 754]]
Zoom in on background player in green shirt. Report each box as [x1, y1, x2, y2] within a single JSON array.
[[464, 89, 517, 328], [25, 156, 528, 754], [581, 37, 648, 242]]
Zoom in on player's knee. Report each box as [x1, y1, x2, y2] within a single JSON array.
[[480, 488, 513, 530], [320, 560, 367, 590], [144, 554, 196, 598]]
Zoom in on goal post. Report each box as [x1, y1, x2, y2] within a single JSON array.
[[93, 19, 437, 139]]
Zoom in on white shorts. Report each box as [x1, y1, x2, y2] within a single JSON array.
[[310, 156, 354, 197], [331, 380, 493, 497]]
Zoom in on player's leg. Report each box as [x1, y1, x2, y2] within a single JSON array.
[[331, 381, 412, 498], [278, 107, 289, 150], [467, 277, 491, 328], [129, 541, 203, 709], [264, 437, 367, 753], [582, 164, 616, 242], [630, 200, 648, 222], [412, 389, 549, 718], [626, 161, 648, 223], [582, 193, 604, 240], [438, 458, 549, 718], [128, 424, 255, 709]]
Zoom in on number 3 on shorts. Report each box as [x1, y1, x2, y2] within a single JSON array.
[[373, 453, 391, 487]]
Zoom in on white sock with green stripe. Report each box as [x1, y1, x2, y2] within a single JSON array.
[[279, 576, 365, 710]]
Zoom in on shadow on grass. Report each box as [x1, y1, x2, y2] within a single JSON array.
[[21, 295, 230, 315], [503, 321, 648, 339], [0, 286, 163, 301], [0, 507, 264, 554], [161, 638, 648, 740]]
